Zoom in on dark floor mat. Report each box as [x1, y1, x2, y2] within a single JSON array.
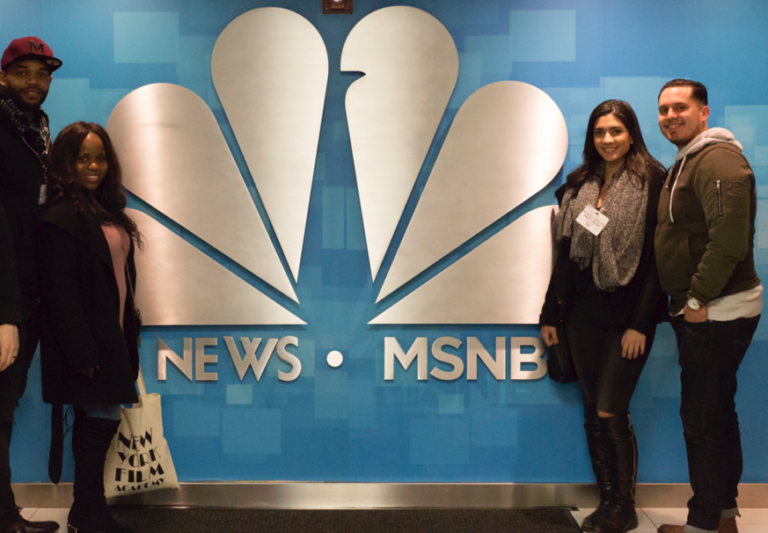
[[112, 507, 580, 533]]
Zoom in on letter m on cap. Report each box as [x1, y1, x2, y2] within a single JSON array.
[[29, 41, 44, 53]]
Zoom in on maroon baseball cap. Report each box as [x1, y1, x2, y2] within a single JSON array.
[[1, 36, 62, 73]]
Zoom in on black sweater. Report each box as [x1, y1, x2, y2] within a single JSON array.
[[539, 173, 667, 336]]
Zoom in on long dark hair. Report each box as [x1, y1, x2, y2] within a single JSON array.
[[566, 100, 665, 188], [45, 122, 140, 243]]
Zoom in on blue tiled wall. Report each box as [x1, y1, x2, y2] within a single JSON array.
[[3, 0, 768, 484]]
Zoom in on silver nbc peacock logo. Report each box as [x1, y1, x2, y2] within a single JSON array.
[[107, 6, 568, 327]]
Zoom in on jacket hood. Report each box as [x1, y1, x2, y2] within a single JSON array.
[[675, 127, 743, 161]]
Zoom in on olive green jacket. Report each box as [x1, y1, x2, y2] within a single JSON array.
[[655, 129, 760, 315]]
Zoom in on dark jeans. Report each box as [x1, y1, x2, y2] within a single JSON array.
[[671, 315, 760, 532], [0, 297, 39, 527]]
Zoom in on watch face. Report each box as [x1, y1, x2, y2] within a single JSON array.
[[687, 298, 700, 310]]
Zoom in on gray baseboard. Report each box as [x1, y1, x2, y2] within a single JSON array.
[[13, 482, 768, 509]]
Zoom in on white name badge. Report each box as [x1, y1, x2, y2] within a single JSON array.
[[576, 205, 609, 236]]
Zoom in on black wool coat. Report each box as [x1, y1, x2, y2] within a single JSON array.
[[36, 198, 139, 405], [0, 202, 21, 326], [0, 111, 47, 299]]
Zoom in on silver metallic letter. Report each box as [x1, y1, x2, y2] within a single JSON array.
[[467, 337, 506, 381], [157, 337, 193, 381], [430, 337, 464, 381], [384, 337, 428, 381], [276, 336, 301, 382], [225, 337, 274, 382], [195, 338, 219, 382], [510, 337, 547, 381]]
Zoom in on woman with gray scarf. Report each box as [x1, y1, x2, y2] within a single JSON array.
[[540, 100, 666, 533]]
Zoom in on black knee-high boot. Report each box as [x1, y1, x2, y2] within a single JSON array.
[[68, 410, 133, 533], [593, 414, 638, 533], [581, 405, 613, 532]]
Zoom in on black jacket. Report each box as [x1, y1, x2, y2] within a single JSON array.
[[540, 172, 667, 336], [0, 106, 47, 299], [0, 201, 21, 325], [36, 198, 139, 405]]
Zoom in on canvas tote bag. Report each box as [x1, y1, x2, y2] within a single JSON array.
[[104, 366, 179, 498]]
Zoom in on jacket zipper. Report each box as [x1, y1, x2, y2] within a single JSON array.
[[668, 156, 686, 223], [716, 179, 723, 216]]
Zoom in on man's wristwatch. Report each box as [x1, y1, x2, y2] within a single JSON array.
[[686, 297, 702, 311]]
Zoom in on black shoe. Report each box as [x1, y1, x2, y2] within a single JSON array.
[[581, 501, 611, 532], [593, 504, 638, 533], [1, 517, 60, 533]]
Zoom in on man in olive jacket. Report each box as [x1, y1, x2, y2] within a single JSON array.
[[655, 79, 762, 533], [0, 37, 62, 533]]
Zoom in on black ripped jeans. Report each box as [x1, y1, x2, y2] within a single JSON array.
[[671, 314, 760, 532], [566, 295, 653, 416]]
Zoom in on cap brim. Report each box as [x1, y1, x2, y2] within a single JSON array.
[[5, 53, 62, 73]]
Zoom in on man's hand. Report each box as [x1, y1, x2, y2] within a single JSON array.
[[540, 325, 559, 347], [0, 324, 19, 372], [621, 328, 646, 359], [684, 303, 708, 323]]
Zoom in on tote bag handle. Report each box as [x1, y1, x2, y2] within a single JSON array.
[[136, 365, 148, 405]]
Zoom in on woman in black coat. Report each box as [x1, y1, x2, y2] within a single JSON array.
[[539, 101, 666, 533], [36, 122, 140, 533]]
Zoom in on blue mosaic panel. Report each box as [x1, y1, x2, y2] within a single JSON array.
[[465, 35, 512, 75], [410, 418, 470, 465], [471, 410, 517, 447], [509, 10, 576, 62], [5, 0, 768, 485], [448, 52, 483, 110], [222, 409, 282, 455], [174, 401, 221, 438], [438, 393, 465, 415], [113, 12, 179, 64], [227, 384, 254, 405], [44, 78, 93, 136], [322, 187, 346, 250], [176, 36, 217, 75]]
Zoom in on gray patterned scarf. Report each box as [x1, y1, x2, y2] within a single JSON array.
[[553, 169, 648, 291], [0, 86, 50, 169]]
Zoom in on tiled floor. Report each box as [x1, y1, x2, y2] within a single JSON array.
[[571, 508, 768, 533], [19, 507, 768, 532]]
